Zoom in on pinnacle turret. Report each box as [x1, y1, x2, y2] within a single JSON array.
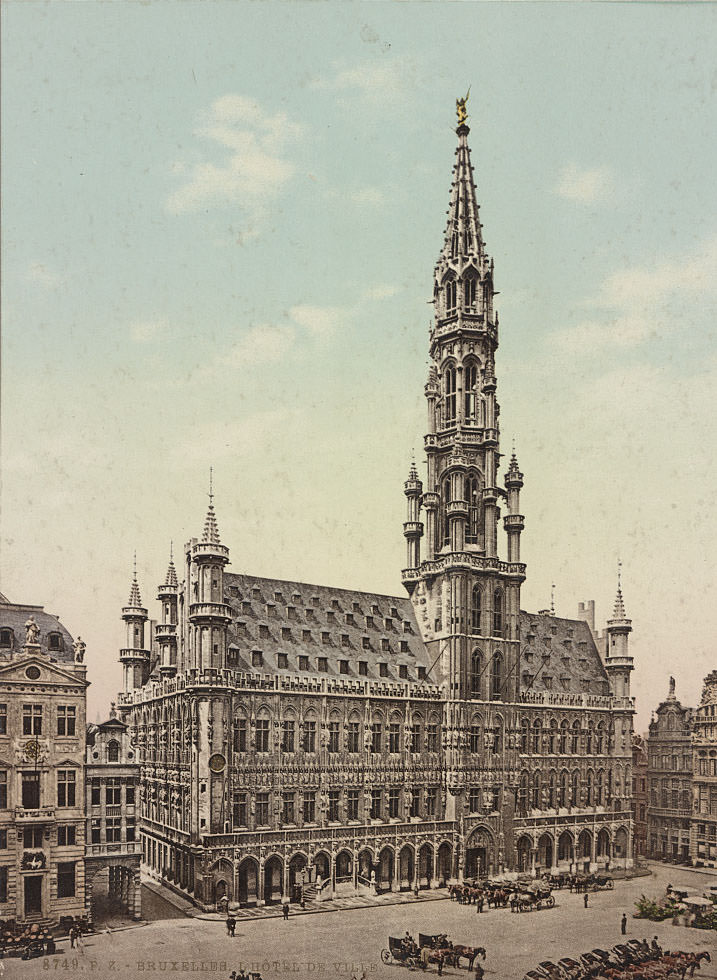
[[127, 554, 143, 607], [202, 468, 221, 545], [611, 559, 628, 619], [164, 544, 178, 588], [438, 121, 485, 268]]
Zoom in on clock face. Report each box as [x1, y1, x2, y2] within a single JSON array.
[[208, 753, 226, 773]]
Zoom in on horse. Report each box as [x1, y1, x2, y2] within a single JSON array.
[[451, 945, 486, 970]]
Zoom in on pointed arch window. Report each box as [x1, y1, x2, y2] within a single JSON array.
[[443, 366, 456, 425], [571, 771, 579, 807], [445, 279, 457, 314], [466, 473, 480, 543], [470, 584, 481, 635], [464, 275, 477, 311], [470, 649, 482, 697], [490, 652, 503, 701], [464, 363, 478, 422], [548, 771, 556, 808], [559, 770, 568, 808], [107, 740, 120, 763], [493, 589, 503, 636], [441, 476, 451, 548]]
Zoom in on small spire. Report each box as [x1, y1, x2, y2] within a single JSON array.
[[550, 583, 556, 617], [613, 558, 626, 618], [164, 542, 178, 587], [438, 103, 485, 266], [408, 450, 419, 482], [109, 701, 117, 719], [128, 553, 143, 606], [202, 468, 221, 545]]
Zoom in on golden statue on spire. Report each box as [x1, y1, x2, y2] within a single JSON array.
[[456, 87, 471, 125]]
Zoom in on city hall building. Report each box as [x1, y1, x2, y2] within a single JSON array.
[[118, 110, 636, 909]]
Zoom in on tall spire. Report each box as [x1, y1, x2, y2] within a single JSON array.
[[438, 98, 485, 267], [164, 542, 178, 588], [613, 558, 626, 618], [128, 552, 143, 606], [202, 467, 221, 545]]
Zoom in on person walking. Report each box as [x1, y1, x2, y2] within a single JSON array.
[[621, 913, 627, 935], [75, 925, 84, 953], [282, 900, 289, 921], [69, 925, 77, 950], [226, 915, 233, 936], [584, 893, 589, 909]]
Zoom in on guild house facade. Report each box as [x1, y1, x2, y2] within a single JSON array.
[[118, 105, 635, 910], [0, 594, 88, 925]]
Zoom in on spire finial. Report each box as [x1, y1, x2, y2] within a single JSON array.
[[550, 583, 556, 616], [456, 87, 470, 127], [164, 542, 178, 587], [613, 558, 626, 618], [202, 469, 221, 545], [128, 555, 143, 607]]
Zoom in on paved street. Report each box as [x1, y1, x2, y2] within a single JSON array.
[[6, 865, 717, 980]]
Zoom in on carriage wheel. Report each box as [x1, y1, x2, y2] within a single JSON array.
[[381, 950, 392, 964], [546, 896, 555, 908], [606, 879, 614, 889]]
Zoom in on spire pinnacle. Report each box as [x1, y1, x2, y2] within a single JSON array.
[[613, 558, 626, 618], [128, 554, 143, 606], [438, 110, 485, 266], [164, 542, 178, 587], [202, 468, 221, 545], [550, 583, 556, 617]]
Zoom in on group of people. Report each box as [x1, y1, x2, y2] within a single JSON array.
[[68, 922, 84, 951], [228, 971, 262, 980]]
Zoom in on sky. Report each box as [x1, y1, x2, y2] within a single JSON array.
[[1, 1, 716, 728]]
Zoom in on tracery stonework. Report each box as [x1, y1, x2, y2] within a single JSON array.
[[117, 116, 634, 910]]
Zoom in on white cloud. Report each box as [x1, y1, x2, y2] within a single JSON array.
[[130, 318, 168, 344], [311, 58, 413, 105], [167, 95, 304, 216], [288, 304, 344, 339], [362, 283, 400, 301], [225, 323, 296, 368], [554, 164, 612, 204]]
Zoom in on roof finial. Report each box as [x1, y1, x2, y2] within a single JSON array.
[[164, 541, 178, 587], [456, 87, 470, 126], [550, 583, 556, 616], [128, 554, 143, 607], [613, 557, 626, 618], [110, 701, 117, 719], [202, 468, 221, 545]]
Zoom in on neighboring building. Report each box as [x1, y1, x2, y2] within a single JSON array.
[[632, 733, 648, 861], [691, 670, 717, 867], [85, 705, 142, 922], [646, 678, 692, 862], [0, 594, 88, 925], [118, 108, 635, 910]]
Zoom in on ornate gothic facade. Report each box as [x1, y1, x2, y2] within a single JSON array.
[[117, 116, 635, 910]]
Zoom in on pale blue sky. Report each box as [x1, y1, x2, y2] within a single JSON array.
[[2, 2, 716, 724]]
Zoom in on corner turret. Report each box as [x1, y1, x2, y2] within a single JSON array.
[[119, 556, 150, 691], [605, 563, 634, 698], [157, 545, 178, 678]]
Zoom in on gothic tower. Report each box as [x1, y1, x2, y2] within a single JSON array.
[[120, 559, 150, 691], [402, 106, 526, 851]]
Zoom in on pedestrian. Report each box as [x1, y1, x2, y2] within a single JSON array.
[[75, 925, 84, 953], [69, 925, 77, 949], [282, 900, 289, 921], [226, 915, 233, 936], [584, 893, 589, 909], [621, 913, 627, 935]]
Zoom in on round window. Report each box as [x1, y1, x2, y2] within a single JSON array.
[[25, 666, 41, 680]]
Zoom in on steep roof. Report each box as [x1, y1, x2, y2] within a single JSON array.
[[519, 611, 610, 697], [0, 599, 75, 664]]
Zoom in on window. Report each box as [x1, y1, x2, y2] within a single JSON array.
[[57, 825, 76, 847], [426, 724, 438, 753], [492, 591, 503, 637], [0, 704, 6, 735], [328, 721, 340, 753], [347, 789, 359, 821], [399, 665, 408, 679], [470, 584, 482, 633], [410, 787, 420, 817], [411, 724, 421, 753], [234, 719, 247, 752], [328, 790, 340, 822], [233, 793, 247, 827], [252, 651, 263, 668], [379, 663, 389, 678], [303, 791, 316, 824], [464, 276, 477, 310], [445, 279, 457, 314], [256, 792, 270, 825], [281, 628, 291, 641], [400, 641, 409, 653], [366, 615, 374, 628], [106, 738, 120, 762], [277, 652, 289, 669], [426, 787, 437, 817], [470, 650, 482, 696], [371, 723, 382, 754], [281, 720, 295, 753], [91, 819, 101, 844], [339, 660, 349, 674], [418, 666, 426, 681], [362, 636, 371, 649], [347, 721, 360, 753], [255, 718, 270, 753], [388, 787, 400, 819], [22, 773, 40, 809], [0, 829, 6, 849], [23, 704, 42, 735], [0, 629, 12, 648], [444, 365, 456, 424], [317, 657, 328, 672], [0, 770, 8, 808], [469, 788, 481, 812], [106, 778, 121, 805], [90, 780, 100, 806], [126, 819, 136, 842], [302, 720, 316, 753], [24, 826, 43, 848], [341, 634, 349, 647], [282, 792, 295, 824], [381, 638, 390, 652], [106, 817, 122, 842], [490, 653, 503, 700], [370, 788, 382, 820], [299, 655, 309, 671], [464, 362, 478, 422], [57, 862, 76, 898], [470, 725, 481, 753], [302, 629, 311, 642], [389, 723, 400, 753]]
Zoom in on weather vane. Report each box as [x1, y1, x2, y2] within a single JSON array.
[[456, 87, 471, 126]]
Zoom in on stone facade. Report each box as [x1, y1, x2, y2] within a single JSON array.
[[690, 670, 717, 867], [85, 708, 142, 922], [631, 733, 648, 861], [0, 595, 87, 925], [646, 679, 692, 862], [117, 116, 635, 910]]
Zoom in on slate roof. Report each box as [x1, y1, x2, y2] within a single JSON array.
[[0, 599, 75, 664], [519, 611, 610, 697], [220, 572, 432, 686]]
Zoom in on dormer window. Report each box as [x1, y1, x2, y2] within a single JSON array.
[[366, 616, 374, 628], [345, 613, 355, 625], [274, 591, 283, 603], [0, 629, 13, 648], [390, 606, 398, 618], [292, 593, 301, 604], [403, 621, 411, 633], [341, 633, 350, 647], [352, 602, 361, 613], [384, 617, 393, 630], [400, 640, 409, 653], [331, 598, 340, 610], [252, 651, 263, 668], [399, 664, 408, 679], [381, 638, 390, 652], [48, 633, 62, 652], [107, 739, 120, 762]]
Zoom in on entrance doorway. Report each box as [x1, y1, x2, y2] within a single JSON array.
[[24, 875, 43, 916], [465, 847, 486, 879]]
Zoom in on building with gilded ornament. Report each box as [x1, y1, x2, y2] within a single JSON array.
[[117, 114, 636, 910], [646, 678, 692, 862], [0, 593, 88, 925], [690, 670, 717, 867]]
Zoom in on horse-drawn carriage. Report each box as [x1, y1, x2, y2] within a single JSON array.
[[511, 881, 556, 913], [0, 921, 56, 959], [573, 871, 613, 892]]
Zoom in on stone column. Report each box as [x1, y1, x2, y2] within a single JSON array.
[[257, 859, 265, 907]]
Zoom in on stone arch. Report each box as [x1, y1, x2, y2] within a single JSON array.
[[378, 846, 394, 890], [558, 830, 573, 864], [597, 828, 610, 860], [263, 854, 283, 904], [577, 829, 592, 867], [357, 847, 374, 883], [334, 849, 353, 883], [515, 835, 532, 873], [537, 832, 554, 871], [313, 849, 331, 886], [288, 852, 308, 901], [398, 844, 415, 890], [237, 856, 259, 907], [465, 825, 494, 879], [418, 843, 433, 888], [436, 842, 452, 885], [614, 826, 628, 861]]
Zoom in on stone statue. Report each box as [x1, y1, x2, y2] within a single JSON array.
[[669, 676, 676, 697], [24, 616, 40, 645], [73, 636, 86, 663]]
